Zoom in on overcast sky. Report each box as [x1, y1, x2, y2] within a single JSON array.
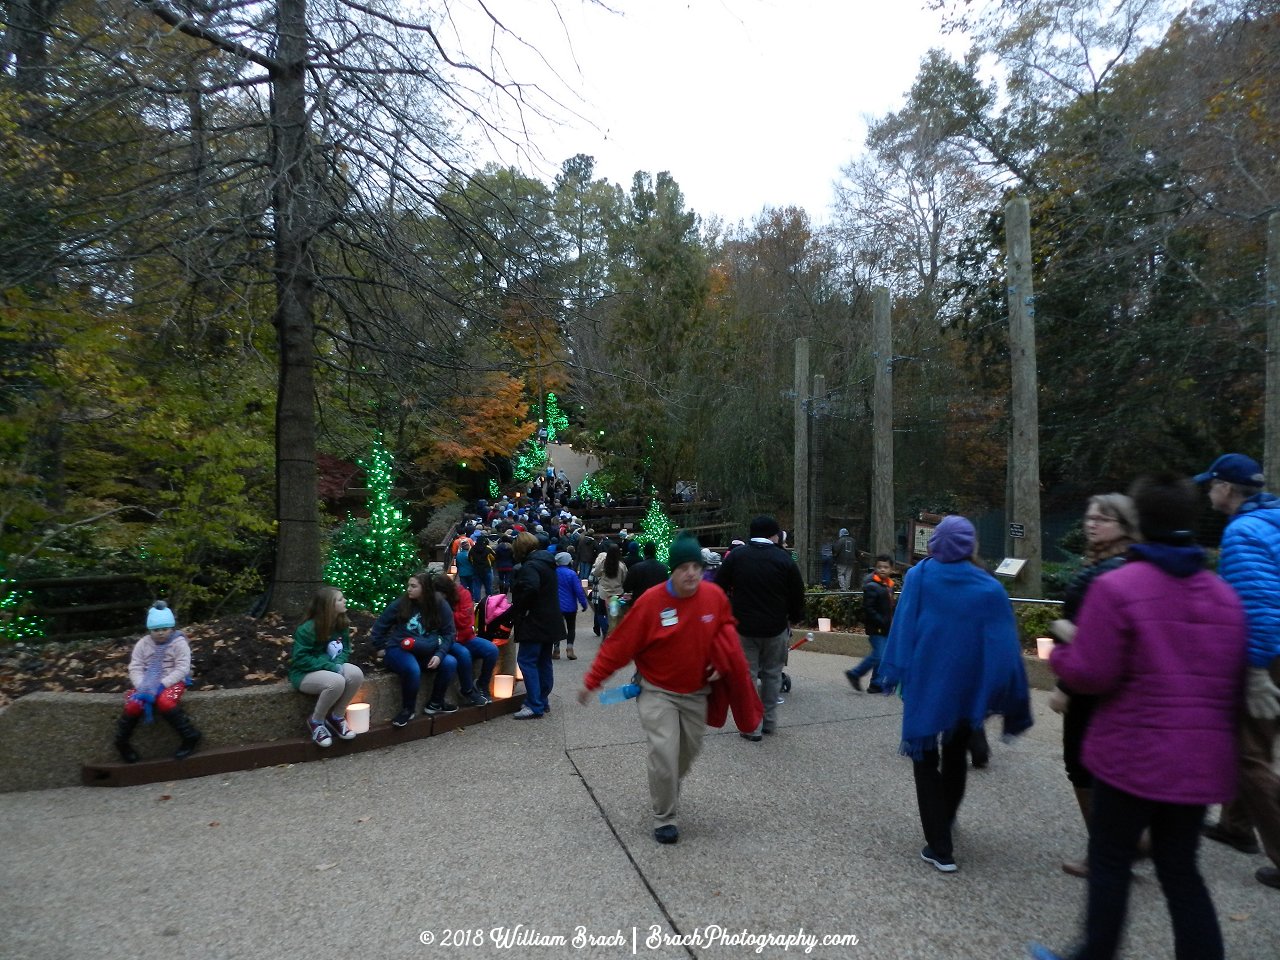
[[450, 0, 969, 227]]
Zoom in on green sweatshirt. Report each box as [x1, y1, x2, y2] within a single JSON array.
[[289, 619, 350, 690]]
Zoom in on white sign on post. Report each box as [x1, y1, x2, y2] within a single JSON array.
[[995, 557, 1027, 579]]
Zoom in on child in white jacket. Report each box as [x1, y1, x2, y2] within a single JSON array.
[[114, 601, 201, 762]]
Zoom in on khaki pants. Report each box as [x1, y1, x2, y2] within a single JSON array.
[[636, 679, 709, 828], [1217, 659, 1280, 867], [298, 663, 364, 722]]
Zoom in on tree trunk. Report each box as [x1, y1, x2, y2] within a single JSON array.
[[268, 0, 320, 619]]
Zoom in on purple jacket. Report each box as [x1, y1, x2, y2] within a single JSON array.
[[1051, 550, 1247, 805]]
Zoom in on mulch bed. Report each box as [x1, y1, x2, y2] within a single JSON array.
[[0, 610, 378, 709]]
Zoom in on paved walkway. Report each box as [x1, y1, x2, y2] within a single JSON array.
[[3, 633, 1277, 959], [546, 440, 598, 495]]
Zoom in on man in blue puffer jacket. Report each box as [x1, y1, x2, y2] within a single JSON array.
[[1197, 452, 1280, 891]]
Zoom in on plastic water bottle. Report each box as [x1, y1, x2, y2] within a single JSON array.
[[598, 683, 641, 705]]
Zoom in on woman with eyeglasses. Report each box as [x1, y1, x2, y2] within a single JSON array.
[[1048, 494, 1141, 878]]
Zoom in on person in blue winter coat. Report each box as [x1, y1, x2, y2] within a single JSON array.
[[553, 552, 589, 661], [1197, 452, 1280, 891], [370, 571, 460, 727]]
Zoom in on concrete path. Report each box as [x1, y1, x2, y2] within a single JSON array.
[[546, 440, 598, 491], [3, 630, 1278, 959]]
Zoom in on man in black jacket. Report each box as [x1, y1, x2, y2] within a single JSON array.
[[623, 541, 669, 605], [715, 515, 806, 741]]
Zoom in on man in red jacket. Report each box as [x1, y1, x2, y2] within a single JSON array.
[[578, 531, 760, 845]]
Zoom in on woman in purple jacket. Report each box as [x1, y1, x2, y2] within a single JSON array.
[[1032, 474, 1248, 960]]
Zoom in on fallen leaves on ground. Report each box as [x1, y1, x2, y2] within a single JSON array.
[[0, 610, 377, 706]]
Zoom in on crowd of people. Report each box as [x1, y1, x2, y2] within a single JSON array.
[[107, 452, 1280, 960]]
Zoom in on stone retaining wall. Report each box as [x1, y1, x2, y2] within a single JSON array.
[[0, 638, 1055, 794], [0, 646, 522, 795]]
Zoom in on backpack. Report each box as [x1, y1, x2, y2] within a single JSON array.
[[477, 593, 514, 642]]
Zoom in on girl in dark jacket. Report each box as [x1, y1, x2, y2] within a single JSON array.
[[511, 531, 561, 719], [370, 571, 459, 727]]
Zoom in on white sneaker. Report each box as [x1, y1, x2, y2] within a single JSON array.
[[308, 718, 333, 748], [326, 714, 356, 740]]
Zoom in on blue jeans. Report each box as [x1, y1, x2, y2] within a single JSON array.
[[383, 645, 457, 710], [465, 573, 488, 602], [516, 642, 554, 715], [452, 637, 499, 693], [850, 634, 887, 688], [1071, 781, 1219, 960], [578, 561, 591, 580]]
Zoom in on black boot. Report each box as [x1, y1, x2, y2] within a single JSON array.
[[164, 709, 202, 759], [114, 714, 141, 763]]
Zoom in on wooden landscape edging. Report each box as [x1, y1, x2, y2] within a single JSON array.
[[81, 693, 526, 788]]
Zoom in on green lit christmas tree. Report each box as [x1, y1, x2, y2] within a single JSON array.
[[0, 561, 44, 643], [545, 392, 569, 442], [324, 440, 419, 611], [512, 438, 547, 484], [576, 471, 606, 504], [634, 497, 677, 566]]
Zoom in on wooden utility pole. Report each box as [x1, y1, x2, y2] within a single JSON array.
[[871, 286, 894, 559], [794, 337, 811, 583], [809, 372, 827, 584], [1004, 198, 1043, 597], [1267, 212, 1280, 486]]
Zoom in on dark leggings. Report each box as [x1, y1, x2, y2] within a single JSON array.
[[911, 723, 971, 860], [1062, 691, 1099, 787]]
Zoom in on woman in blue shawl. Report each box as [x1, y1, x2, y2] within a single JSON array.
[[879, 515, 1033, 873]]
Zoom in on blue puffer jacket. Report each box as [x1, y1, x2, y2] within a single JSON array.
[[1219, 492, 1280, 667]]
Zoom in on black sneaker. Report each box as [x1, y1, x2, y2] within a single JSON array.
[[392, 708, 414, 728], [921, 846, 958, 873], [116, 741, 140, 764], [464, 689, 489, 707], [424, 701, 459, 715], [846, 670, 862, 692], [654, 825, 679, 844]]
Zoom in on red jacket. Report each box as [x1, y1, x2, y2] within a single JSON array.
[[451, 584, 476, 642], [585, 581, 762, 731], [706, 625, 764, 733]]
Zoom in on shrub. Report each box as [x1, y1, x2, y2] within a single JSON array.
[[803, 588, 864, 630], [1014, 603, 1062, 653]]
